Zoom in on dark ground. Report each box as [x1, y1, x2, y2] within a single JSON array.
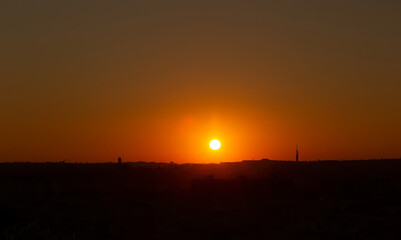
[[1, 159, 401, 239]]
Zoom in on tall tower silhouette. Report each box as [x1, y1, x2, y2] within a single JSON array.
[[296, 145, 299, 163]]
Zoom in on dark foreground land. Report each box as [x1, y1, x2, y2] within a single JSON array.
[[1, 159, 401, 240]]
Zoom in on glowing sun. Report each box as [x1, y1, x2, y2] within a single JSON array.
[[209, 139, 221, 150]]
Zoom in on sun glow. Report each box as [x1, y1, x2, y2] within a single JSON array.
[[209, 139, 221, 150]]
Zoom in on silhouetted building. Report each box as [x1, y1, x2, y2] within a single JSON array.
[[296, 145, 299, 163], [118, 157, 122, 164]]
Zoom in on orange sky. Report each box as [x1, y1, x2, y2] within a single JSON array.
[[1, 0, 401, 162]]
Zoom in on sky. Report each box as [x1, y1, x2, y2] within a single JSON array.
[[1, 0, 401, 163]]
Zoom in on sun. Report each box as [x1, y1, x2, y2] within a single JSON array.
[[209, 139, 221, 150]]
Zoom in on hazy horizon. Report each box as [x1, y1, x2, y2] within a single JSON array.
[[1, 0, 401, 163]]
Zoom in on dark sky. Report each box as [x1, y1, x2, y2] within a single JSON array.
[[1, 0, 401, 162]]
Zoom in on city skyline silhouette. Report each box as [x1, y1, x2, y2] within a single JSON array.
[[1, 1, 401, 239]]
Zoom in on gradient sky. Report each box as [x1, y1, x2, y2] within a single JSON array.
[[1, 0, 401, 163]]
